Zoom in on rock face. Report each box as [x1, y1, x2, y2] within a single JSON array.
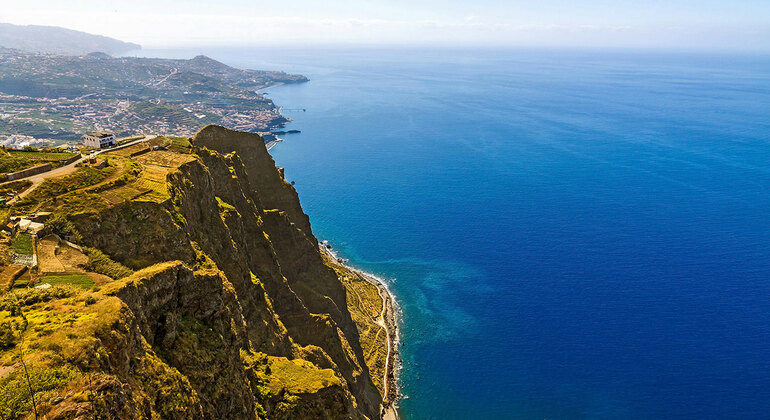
[[66, 126, 383, 419]]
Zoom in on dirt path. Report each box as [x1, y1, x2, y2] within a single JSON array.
[[4, 136, 152, 205], [321, 246, 400, 419], [364, 273, 398, 407]]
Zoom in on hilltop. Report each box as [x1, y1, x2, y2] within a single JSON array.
[[0, 126, 393, 419], [0, 23, 140, 56]]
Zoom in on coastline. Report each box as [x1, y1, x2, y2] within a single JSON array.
[[320, 244, 401, 420], [263, 78, 399, 417], [265, 137, 283, 150]]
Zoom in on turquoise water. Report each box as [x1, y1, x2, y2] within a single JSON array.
[[147, 47, 770, 419]]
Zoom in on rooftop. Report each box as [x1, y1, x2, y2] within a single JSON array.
[[85, 131, 114, 138]]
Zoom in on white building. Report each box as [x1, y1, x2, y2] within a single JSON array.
[[83, 131, 115, 149]]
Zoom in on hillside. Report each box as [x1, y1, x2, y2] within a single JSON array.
[[0, 23, 140, 56], [0, 48, 308, 142], [0, 126, 389, 419]]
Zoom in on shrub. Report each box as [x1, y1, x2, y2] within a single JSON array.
[[45, 213, 82, 243], [0, 321, 17, 350], [83, 247, 133, 280], [0, 364, 80, 420], [0, 286, 77, 311]]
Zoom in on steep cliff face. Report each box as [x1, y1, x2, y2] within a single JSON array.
[[11, 125, 384, 419], [98, 262, 363, 419]]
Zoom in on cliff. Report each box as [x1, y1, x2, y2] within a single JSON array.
[[0, 127, 388, 419]]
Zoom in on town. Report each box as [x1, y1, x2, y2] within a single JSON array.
[[0, 48, 308, 144]]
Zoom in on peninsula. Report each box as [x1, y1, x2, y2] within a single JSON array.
[[0, 48, 308, 145]]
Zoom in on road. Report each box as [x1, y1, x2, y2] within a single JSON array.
[[154, 68, 178, 86], [3, 135, 153, 204]]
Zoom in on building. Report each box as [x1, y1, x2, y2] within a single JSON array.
[[5, 221, 18, 236], [83, 131, 115, 149], [17, 218, 45, 235]]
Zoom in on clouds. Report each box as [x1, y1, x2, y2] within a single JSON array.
[[1, 0, 769, 50]]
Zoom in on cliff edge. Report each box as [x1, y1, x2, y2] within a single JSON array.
[[0, 126, 389, 419]]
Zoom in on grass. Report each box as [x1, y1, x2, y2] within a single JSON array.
[[116, 135, 145, 145], [0, 365, 81, 420], [88, 160, 141, 193], [10, 234, 33, 255], [215, 196, 236, 212], [263, 356, 340, 395], [12, 274, 30, 289], [0, 286, 122, 364], [7, 151, 76, 161], [166, 136, 192, 153], [134, 150, 196, 168], [0, 286, 124, 419], [0, 150, 77, 176], [40, 273, 94, 290], [126, 164, 174, 203], [13, 165, 116, 212], [0, 180, 32, 198]]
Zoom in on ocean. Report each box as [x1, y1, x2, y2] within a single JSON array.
[[140, 47, 770, 419]]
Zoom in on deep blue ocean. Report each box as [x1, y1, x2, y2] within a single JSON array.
[[140, 47, 770, 419]]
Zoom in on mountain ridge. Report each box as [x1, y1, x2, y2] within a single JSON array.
[[0, 22, 140, 56]]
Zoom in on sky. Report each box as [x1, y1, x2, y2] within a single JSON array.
[[2, 0, 770, 50]]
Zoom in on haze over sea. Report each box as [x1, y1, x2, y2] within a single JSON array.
[[140, 47, 770, 419]]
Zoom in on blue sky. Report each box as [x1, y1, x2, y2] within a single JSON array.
[[2, 0, 770, 50]]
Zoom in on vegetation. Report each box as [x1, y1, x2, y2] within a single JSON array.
[[216, 196, 237, 212], [13, 165, 115, 212], [0, 284, 125, 419], [0, 320, 16, 349], [89, 160, 141, 193], [0, 365, 81, 420], [116, 135, 145, 146], [325, 254, 388, 394], [0, 286, 76, 310], [0, 179, 32, 197], [83, 247, 133, 280], [7, 150, 75, 161], [0, 127, 387, 420], [10, 234, 33, 255], [10, 272, 31, 289], [45, 213, 82, 242], [0, 149, 76, 175], [262, 356, 340, 395], [40, 273, 94, 290], [166, 136, 193, 153], [130, 349, 202, 418]]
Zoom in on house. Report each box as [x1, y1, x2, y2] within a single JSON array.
[[10, 217, 45, 235], [5, 221, 17, 236], [18, 218, 44, 234], [83, 131, 115, 149]]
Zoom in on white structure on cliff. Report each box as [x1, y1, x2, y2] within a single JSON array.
[[83, 131, 115, 149]]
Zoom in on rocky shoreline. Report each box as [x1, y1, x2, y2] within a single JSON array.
[[320, 244, 402, 419]]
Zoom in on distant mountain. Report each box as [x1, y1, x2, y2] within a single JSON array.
[[0, 22, 140, 56]]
